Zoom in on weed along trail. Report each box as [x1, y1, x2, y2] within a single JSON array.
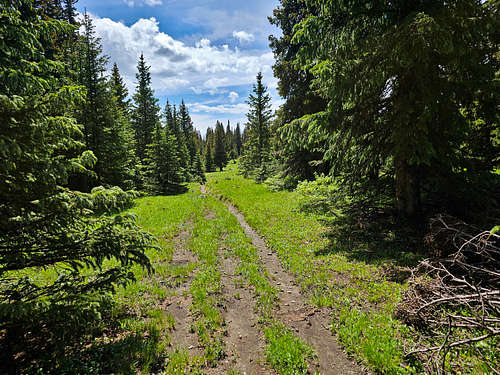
[[201, 185, 362, 375]]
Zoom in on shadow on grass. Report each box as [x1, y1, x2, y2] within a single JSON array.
[[316, 210, 425, 269], [0, 300, 166, 375]]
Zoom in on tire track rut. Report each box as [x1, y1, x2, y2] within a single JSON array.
[[163, 221, 201, 356], [201, 185, 364, 375], [207, 246, 274, 375]]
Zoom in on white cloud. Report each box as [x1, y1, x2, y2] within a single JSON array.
[[179, 1, 278, 45], [83, 12, 281, 133], [232, 30, 255, 43], [123, 0, 163, 7], [229, 91, 239, 103], [189, 102, 249, 115], [90, 15, 275, 95]]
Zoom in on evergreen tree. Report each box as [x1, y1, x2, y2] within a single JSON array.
[[110, 62, 130, 113], [35, 0, 63, 20], [76, 13, 134, 188], [63, 0, 77, 24], [240, 72, 273, 181], [171, 104, 190, 181], [145, 123, 183, 194], [293, 0, 499, 216], [269, 0, 329, 180], [204, 127, 216, 172], [192, 152, 206, 183], [0, 2, 153, 369], [179, 100, 197, 168], [214, 121, 227, 171], [131, 54, 160, 164], [225, 121, 236, 160], [193, 130, 206, 181], [164, 100, 175, 133], [234, 123, 243, 156]]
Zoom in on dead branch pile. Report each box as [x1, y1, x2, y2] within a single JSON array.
[[395, 215, 499, 372]]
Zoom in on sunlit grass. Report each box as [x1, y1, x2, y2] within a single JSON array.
[[206, 168, 413, 374]]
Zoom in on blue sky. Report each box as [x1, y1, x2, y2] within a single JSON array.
[[76, 0, 282, 134]]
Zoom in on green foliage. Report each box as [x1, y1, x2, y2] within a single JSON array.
[[74, 13, 136, 190], [0, 2, 155, 370], [240, 72, 274, 181], [269, 0, 329, 181], [82, 186, 141, 214], [163, 100, 205, 184], [204, 126, 216, 172], [132, 53, 160, 164], [264, 174, 299, 192], [178, 100, 198, 174], [214, 121, 227, 171], [110, 62, 130, 113], [234, 123, 243, 156], [283, 0, 500, 216], [295, 174, 339, 215], [144, 123, 184, 194]]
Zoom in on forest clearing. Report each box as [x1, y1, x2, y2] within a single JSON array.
[[1, 0, 498, 374]]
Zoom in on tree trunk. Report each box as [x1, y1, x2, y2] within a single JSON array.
[[395, 156, 420, 217]]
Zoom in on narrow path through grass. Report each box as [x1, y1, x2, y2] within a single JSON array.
[[206, 169, 416, 374]]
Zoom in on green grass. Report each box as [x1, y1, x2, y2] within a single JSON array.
[[206, 167, 413, 374], [9, 167, 495, 374], [264, 322, 315, 375], [199, 188, 318, 374], [6, 181, 318, 374], [206, 165, 500, 374]]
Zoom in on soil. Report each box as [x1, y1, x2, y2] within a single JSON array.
[[163, 221, 201, 356], [206, 246, 275, 375], [200, 185, 366, 375]]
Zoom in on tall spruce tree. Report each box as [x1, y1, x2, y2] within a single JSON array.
[[240, 72, 273, 181], [179, 100, 197, 170], [204, 127, 216, 172], [145, 123, 183, 194], [234, 123, 243, 156], [225, 121, 236, 160], [172, 104, 190, 180], [293, 0, 499, 216], [63, 0, 77, 24], [75, 13, 134, 189], [110, 63, 130, 113], [131, 54, 160, 164], [214, 121, 227, 171], [269, 0, 329, 180]]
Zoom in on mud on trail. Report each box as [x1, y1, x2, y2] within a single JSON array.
[[200, 185, 364, 375]]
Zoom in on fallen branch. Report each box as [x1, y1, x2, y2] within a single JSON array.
[[396, 214, 499, 372]]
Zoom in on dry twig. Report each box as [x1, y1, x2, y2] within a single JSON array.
[[396, 215, 499, 372]]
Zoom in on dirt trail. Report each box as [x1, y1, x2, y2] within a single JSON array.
[[163, 221, 200, 355], [201, 185, 363, 375], [206, 245, 274, 375]]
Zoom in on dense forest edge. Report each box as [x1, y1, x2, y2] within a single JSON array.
[[1, 0, 499, 374]]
